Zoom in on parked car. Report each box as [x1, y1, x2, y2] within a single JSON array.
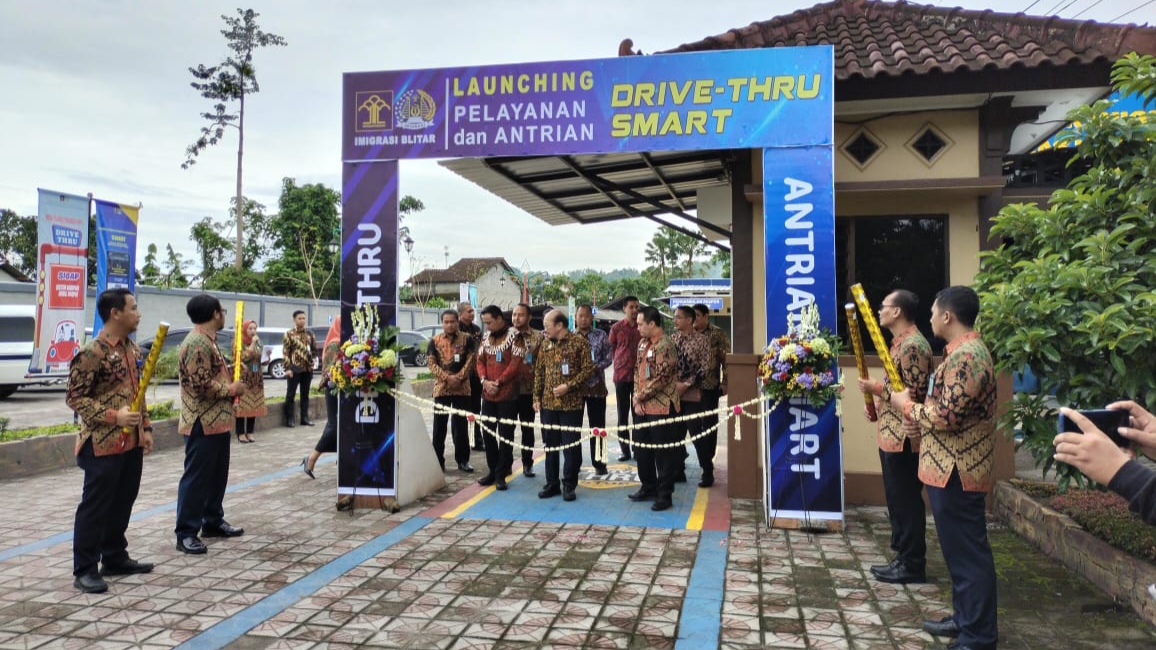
[[262, 325, 327, 379], [397, 330, 431, 367], [414, 324, 442, 339], [0, 305, 38, 399], [139, 327, 233, 358]]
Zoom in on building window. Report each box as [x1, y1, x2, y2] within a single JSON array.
[[840, 127, 884, 169], [905, 123, 953, 166], [835, 215, 948, 354]]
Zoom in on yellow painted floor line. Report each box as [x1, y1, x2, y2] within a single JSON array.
[[685, 484, 711, 531]]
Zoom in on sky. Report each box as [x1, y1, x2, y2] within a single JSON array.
[[1, 0, 1153, 276]]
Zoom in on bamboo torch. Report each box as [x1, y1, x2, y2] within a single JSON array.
[[233, 301, 244, 404], [845, 303, 877, 422], [849, 284, 903, 392], [123, 321, 169, 436]]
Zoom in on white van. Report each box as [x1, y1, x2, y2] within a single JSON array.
[[0, 304, 38, 399]]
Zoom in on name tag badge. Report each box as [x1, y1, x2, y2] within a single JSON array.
[[453, 353, 460, 363], [928, 374, 936, 397], [525, 352, 533, 364], [496, 351, 503, 364], [647, 349, 654, 358], [591, 349, 596, 361], [561, 362, 570, 376], [646, 364, 652, 379]]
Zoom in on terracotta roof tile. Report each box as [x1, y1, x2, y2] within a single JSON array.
[[408, 257, 512, 284], [661, 0, 1156, 80]]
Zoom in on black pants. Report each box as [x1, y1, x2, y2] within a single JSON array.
[[175, 420, 232, 540], [284, 370, 313, 421], [433, 395, 471, 468], [695, 389, 721, 479], [73, 440, 143, 576], [314, 390, 339, 454], [516, 394, 536, 468], [481, 399, 518, 481], [880, 438, 926, 570], [928, 469, 998, 649], [634, 408, 679, 500], [234, 417, 255, 435], [541, 409, 582, 490], [469, 374, 483, 447], [614, 381, 634, 457], [583, 396, 607, 467]]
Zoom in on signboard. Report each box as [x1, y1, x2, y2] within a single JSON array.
[[92, 200, 140, 335], [29, 189, 89, 376], [669, 296, 724, 310], [1035, 91, 1155, 151]]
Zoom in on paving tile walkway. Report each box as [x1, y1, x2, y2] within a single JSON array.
[[0, 413, 1153, 649]]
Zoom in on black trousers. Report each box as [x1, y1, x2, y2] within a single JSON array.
[[314, 390, 339, 454], [695, 389, 721, 477], [680, 399, 703, 473], [516, 393, 536, 467], [541, 409, 582, 490], [879, 438, 926, 570], [433, 395, 471, 468], [73, 440, 143, 576], [284, 370, 313, 420], [481, 399, 518, 480], [468, 374, 483, 446], [614, 381, 634, 457], [234, 417, 255, 435], [927, 469, 998, 649], [583, 396, 607, 467], [175, 420, 232, 540], [634, 408, 679, 500]]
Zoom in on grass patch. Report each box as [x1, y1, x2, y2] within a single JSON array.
[[1, 422, 80, 442], [415, 371, 435, 381]]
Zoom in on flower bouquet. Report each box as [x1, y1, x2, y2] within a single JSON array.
[[329, 303, 406, 396], [758, 303, 842, 408]]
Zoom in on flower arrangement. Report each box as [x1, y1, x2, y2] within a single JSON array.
[[758, 304, 842, 408], [329, 303, 406, 396]]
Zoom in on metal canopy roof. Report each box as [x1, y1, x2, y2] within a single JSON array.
[[439, 150, 733, 250]]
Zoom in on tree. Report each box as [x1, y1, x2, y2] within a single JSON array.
[[397, 194, 425, 243], [227, 196, 272, 267], [609, 271, 666, 306], [182, 8, 287, 270], [0, 209, 37, 276], [644, 228, 677, 284], [974, 53, 1156, 490], [205, 266, 268, 294], [190, 216, 233, 284], [140, 243, 163, 285], [266, 177, 341, 302], [712, 249, 732, 278], [665, 227, 710, 276], [162, 244, 190, 289]]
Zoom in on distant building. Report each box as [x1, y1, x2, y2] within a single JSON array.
[[0, 255, 32, 283], [407, 257, 522, 308]]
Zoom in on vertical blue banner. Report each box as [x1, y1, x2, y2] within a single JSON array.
[[338, 160, 399, 497], [762, 145, 842, 524], [92, 200, 139, 335]]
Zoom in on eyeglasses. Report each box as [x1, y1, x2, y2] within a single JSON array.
[[219, 309, 228, 316]]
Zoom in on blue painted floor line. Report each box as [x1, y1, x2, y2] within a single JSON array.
[[675, 529, 728, 650], [176, 515, 434, 650], [0, 456, 337, 563]]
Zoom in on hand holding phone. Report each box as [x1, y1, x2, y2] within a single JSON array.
[[1057, 408, 1131, 447]]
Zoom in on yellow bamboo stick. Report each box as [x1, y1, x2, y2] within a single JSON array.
[[845, 303, 877, 422], [124, 322, 169, 435], [849, 284, 903, 391]]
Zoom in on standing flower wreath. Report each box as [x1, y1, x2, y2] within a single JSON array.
[[329, 304, 407, 396], [758, 304, 842, 408]]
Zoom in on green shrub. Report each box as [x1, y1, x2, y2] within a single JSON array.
[[415, 371, 435, 381], [0, 415, 8, 434], [1049, 489, 1156, 563], [153, 350, 180, 382], [0, 422, 80, 442], [147, 399, 176, 421]]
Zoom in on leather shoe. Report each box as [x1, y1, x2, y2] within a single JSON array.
[[102, 558, 154, 576], [698, 474, 714, 488], [869, 557, 902, 574], [176, 536, 207, 555], [922, 616, 961, 638], [562, 488, 576, 502], [618, 453, 632, 461], [477, 475, 495, 486], [457, 462, 475, 473], [74, 573, 108, 593], [523, 467, 536, 478], [873, 562, 925, 584], [627, 490, 655, 502], [538, 485, 561, 499], [495, 477, 508, 491], [301, 419, 315, 426], [593, 462, 608, 475], [201, 522, 244, 538], [651, 498, 672, 511]]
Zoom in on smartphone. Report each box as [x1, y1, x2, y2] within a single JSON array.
[[1057, 408, 1131, 447]]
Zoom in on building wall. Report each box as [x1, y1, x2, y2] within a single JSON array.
[[834, 110, 980, 180], [474, 266, 522, 309]]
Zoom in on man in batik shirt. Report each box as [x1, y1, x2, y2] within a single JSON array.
[[608, 296, 641, 460], [428, 309, 477, 473], [282, 310, 316, 427], [630, 307, 680, 512], [475, 305, 525, 490], [670, 306, 709, 486], [693, 303, 730, 487], [533, 310, 594, 502], [577, 304, 612, 475], [512, 303, 544, 478]]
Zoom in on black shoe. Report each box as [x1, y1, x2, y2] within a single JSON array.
[[472, 445, 485, 451], [869, 557, 902, 574], [562, 488, 576, 502], [74, 573, 108, 593], [285, 419, 296, 428], [922, 616, 961, 638], [873, 563, 926, 584], [618, 453, 632, 462], [538, 485, 561, 499], [698, 474, 714, 488], [457, 462, 475, 473], [523, 467, 536, 478], [627, 490, 655, 502], [495, 477, 508, 491], [593, 462, 608, 475], [101, 558, 154, 576], [651, 498, 672, 511], [201, 522, 244, 538], [301, 419, 315, 426], [477, 475, 495, 486], [176, 537, 207, 555]]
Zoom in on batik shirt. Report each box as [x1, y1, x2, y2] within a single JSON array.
[[428, 331, 476, 398], [899, 331, 996, 491], [235, 337, 267, 418], [671, 329, 710, 403], [179, 327, 236, 435], [608, 319, 642, 383], [534, 332, 594, 411], [66, 331, 151, 456], [516, 327, 545, 397], [476, 328, 525, 403], [874, 326, 932, 453], [634, 335, 679, 415], [282, 328, 316, 373], [580, 327, 612, 398], [459, 321, 483, 377], [700, 323, 731, 392]]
